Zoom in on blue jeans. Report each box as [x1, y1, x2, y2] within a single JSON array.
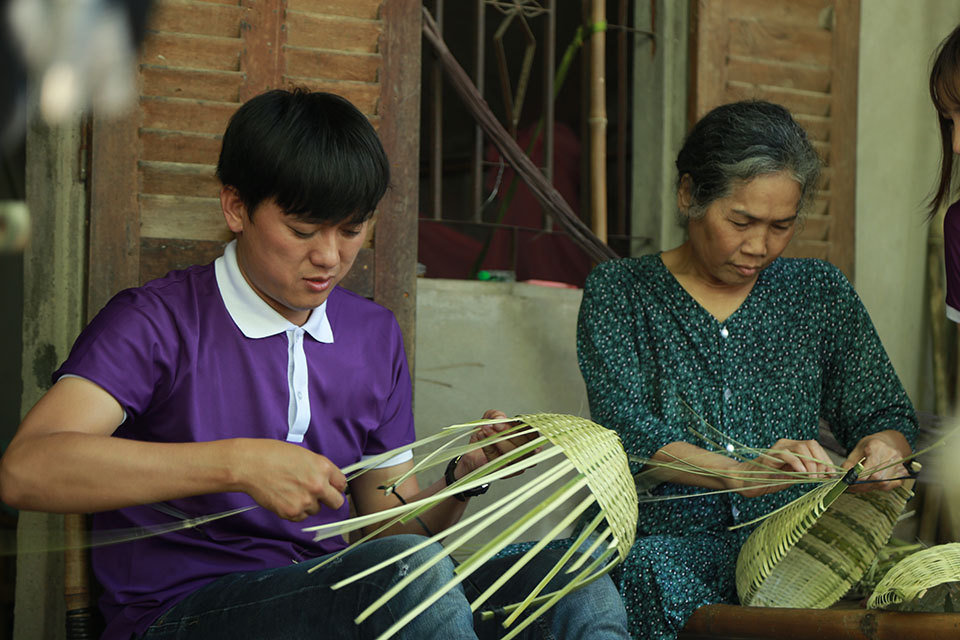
[[139, 534, 628, 639]]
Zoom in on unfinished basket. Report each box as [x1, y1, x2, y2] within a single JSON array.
[[736, 466, 913, 608], [867, 543, 960, 610], [302, 412, 638, 640], [855, 539, 926, 597]]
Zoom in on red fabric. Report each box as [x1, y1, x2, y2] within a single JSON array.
[[418, 122, 594, 287]]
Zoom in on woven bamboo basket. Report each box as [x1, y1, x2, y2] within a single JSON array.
[[867, 543, 960, 610], [736, 466, 913, 608], [302, 412, 638, 640], [855, 539, 925, 597]]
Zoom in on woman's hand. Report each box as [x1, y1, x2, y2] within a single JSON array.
[[453, 410, 539, 480], [726, 438, 833, 498], [842, 430, 912, 493]]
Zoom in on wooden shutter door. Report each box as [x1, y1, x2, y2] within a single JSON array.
[[87, 0, 419, 351], [692, 0, 859, 279]]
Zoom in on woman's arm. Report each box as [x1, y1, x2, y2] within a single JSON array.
[[576, 263, 687, 455], [819, 265, 917, 491], [649, 438, 833, 498]]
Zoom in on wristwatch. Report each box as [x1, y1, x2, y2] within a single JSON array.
[[444, 455, 490, 501]]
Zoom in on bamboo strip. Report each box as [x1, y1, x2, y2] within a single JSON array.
[[318, 459, 576, 580], [470, 492, 597, 614], [501, 548, 618, 640], [501, 509, 608, 626]]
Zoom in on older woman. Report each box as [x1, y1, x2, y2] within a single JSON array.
[[577, 101, 917, 639]]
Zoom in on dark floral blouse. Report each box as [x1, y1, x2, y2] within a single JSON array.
[[576, 254, 917, 639]]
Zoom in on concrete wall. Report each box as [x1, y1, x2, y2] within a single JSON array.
[[856, 1, 960, 408]]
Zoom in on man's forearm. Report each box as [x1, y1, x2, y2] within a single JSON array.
[[0, 432, 241, 513]]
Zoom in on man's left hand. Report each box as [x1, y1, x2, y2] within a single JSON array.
[[453, 409, 539, 480]]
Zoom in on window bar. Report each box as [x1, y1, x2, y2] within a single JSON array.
[[588, 0, 608, 244], [542, 0, 556, 232], [430, 0, 445, 220], [579, 0, 591, 225], [472, 0, 486, 222], [616, 0, 629, 237]]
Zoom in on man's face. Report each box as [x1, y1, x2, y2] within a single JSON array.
[[222, 188, 367, 325]]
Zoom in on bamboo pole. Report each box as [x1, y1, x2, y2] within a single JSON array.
[[588, 0, 608, 243], [929, 209, 949, 416], [921, 208, 947, 543], [64, 514, 94, 638]]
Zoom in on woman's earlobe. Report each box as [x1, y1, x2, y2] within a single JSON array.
[[677, 175, 695, 210]]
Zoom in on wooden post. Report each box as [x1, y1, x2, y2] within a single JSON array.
[[588, 0, 607, 243], [64, 514, 94, 638], [377, 0, 421, 371], [16, 105, 88, 640]]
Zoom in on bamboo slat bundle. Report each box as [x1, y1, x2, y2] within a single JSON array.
[[302, 412, 638, 640]]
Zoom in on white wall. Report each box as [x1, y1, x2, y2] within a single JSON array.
[[856, 1, 960, 406], [414, 278, 588, 424]]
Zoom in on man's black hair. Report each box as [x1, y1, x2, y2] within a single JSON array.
[[216, 88, 390, 224]]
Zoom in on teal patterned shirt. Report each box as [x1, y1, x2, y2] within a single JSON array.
[[576, 254, 917, 639]]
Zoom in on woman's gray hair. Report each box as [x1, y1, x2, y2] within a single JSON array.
[[675, 101, 821, 222]]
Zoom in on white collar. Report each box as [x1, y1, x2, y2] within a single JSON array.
[[214, 240, 334, 342]]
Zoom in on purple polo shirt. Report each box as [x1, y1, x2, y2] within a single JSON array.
[[54, 242, 415, 639], [947, 200, 960, 323]]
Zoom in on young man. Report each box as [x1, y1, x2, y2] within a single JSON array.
[[0, 89, 628, 639]]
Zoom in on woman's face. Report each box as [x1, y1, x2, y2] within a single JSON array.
[[935, 79, 960, 154], [682, 171, 801, 287], [947, 107, 960, 155]]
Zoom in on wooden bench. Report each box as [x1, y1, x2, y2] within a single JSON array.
[[680, 603, 960, 639]]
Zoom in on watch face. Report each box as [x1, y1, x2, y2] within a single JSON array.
[[467, 483, 490, 497]]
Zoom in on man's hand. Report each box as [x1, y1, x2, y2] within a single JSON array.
[[452, 409, 539, 480], [230, 439, 347, 521], [726, 438, 833, 498], [842, 430, 912, 493]]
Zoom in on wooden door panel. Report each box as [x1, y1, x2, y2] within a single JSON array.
[[87, 0, 420, 359], [693, 0, 859, 279]]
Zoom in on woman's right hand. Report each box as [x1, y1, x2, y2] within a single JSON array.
[[725, 438, 832, 498]]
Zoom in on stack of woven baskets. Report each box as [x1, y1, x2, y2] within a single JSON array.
[[735, 461, 960, 612]]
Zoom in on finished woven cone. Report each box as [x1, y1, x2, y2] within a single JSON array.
[[301, 413, 638, 640], [736, 464, 913, 608], [867, 543, 960, 610]]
